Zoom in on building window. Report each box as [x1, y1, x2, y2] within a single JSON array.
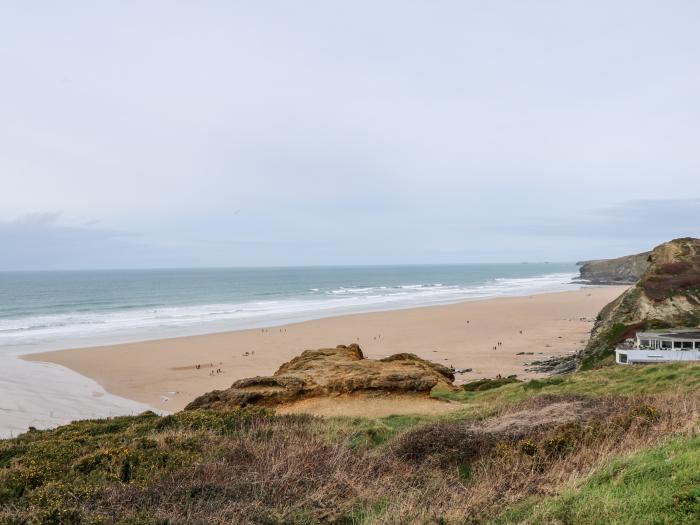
[[682, 341, 694, 349], [661, 341, 672, 349], [640, 339, 651, 347], [674, 341, 683, 349], [618, 352, 627, 364]]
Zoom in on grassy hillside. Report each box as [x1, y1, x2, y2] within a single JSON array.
[[495, 434, 700, 524], [1, 364, 700, 524], [434, 361, 700, 406]]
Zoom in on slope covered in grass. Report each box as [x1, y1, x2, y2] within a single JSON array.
[[434, 362, 700, 407], [1, 363, 699, 524], [495, 434, 700, 524]]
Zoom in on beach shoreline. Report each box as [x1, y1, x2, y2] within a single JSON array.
[[1, 266, 579, 356], [26, 286, 628, 412]]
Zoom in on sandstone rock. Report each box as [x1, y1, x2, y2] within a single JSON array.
[[185, 344, 457, 411]]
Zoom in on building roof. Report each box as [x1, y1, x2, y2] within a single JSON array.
[[637, 330, 700, 341]]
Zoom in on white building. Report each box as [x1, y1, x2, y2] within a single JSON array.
[[615, 330, 700, 365]]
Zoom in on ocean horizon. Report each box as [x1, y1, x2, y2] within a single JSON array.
[[0, 263, 580, 355]]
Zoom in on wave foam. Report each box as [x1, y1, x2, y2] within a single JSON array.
[[0, 272, 578, 353]]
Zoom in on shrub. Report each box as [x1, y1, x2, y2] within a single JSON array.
[[462, 376, 521, 392], [523, 376, 565, 390]]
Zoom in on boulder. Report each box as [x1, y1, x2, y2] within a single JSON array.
[[185, 344, 457, 411]]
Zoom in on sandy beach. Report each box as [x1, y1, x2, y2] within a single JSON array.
[[27, 286, 627, 412]]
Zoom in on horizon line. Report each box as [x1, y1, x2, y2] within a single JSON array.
[[0, 261, 579, 273]]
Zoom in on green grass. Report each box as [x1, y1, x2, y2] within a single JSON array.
[[494, 434, 700, 524], [433, 362, 700, 408], [331, 414, 430, 448], [461, 376, 521, 392], [3, 362, 700, 524]]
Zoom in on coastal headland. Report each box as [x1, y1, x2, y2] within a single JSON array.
[[27, 286, 627, 413]]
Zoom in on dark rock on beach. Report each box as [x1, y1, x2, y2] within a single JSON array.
[[526, 354, 578, 375]]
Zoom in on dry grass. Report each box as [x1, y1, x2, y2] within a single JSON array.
[[460, 392, 700, 517], [2, 391, 698, 524]]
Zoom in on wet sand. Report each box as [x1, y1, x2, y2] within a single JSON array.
[[27, 286, 627, 412]]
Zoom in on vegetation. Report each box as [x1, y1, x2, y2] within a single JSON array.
[[581, 238, 700, 368], [642, 250, 700, 302], [2, 364, 700, 524], [435, 362, 700, 407], [461, 376, 521, 392], [579, 287, 644, 369], [495, 434, 700, 524]]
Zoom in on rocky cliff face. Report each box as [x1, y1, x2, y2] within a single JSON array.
[[578, 251, 651, 284], [185, 344, 457, 411], [580, 238, 700, 368]]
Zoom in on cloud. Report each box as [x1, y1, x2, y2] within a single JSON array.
[[0, 214, 138, 270], [1, 3, 700, 268], [512, 198, 700, 240], [11, 212, 62, 227], [0, 213, 335, 270]]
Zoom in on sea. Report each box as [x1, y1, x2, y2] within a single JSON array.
[[0, 263, 580, 353], [0, 263, 581, 437]]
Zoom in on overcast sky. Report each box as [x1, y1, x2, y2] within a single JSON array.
[[1, 1, 699, 270]]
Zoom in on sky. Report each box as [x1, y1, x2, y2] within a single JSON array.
[[1, 1, 699, 270]]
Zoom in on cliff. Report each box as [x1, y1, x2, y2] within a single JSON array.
[[578, 251, 651, 284], [580, 237, 700, 368], [185, 344, 457, 411]]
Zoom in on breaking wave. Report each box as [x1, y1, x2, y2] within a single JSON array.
[[0, 272, 578, 352]]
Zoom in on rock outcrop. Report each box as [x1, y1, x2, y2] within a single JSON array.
[[578, 251, 651, 284], [579, 237, 700, 368], [185, 344, 457, 411]]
